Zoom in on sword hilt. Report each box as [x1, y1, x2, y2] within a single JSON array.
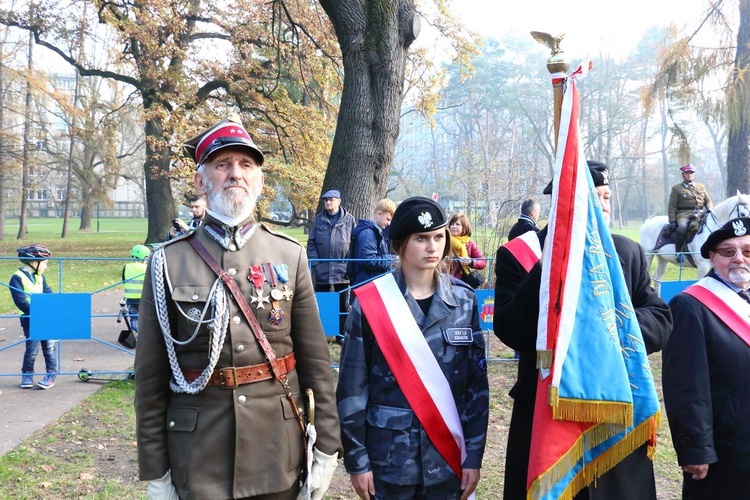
[[305, 388, 315, 426]]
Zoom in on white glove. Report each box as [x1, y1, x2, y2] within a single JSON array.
[[309, 448, 338, 500], [147, 470, 179, 500], [297, 447, 338, 500]]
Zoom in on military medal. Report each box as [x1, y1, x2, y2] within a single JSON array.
[[268, 305, 284, 325], [264, 263, 284, 324], [264, 263, 284, 301], [248, 265, 270, 309], [274, 263, 293, 301]]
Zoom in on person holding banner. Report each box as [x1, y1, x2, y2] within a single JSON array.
[[337, 196, 489, 500], [493, 161, 672, 500], [663, 217, 750, 499]]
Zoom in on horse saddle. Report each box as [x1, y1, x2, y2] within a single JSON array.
[[652, 224, 699, 251]]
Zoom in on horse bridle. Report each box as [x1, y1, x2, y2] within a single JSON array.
[[699, 198, 749, 235]]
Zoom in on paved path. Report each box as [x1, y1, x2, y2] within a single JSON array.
[[0, 290, 135, 456]]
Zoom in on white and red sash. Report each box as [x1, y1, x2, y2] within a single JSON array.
[[503, 230, 542, 273], [354, 273, 468, 482], [684, 277, 750, 348]]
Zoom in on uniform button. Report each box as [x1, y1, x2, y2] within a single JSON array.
[[168, 421, 175, 428], [191, 294, 199, 301], [229, 243, 237, 251], [237, 395, 247, 403], [235, 344, 245, 353], [232, 316, 241, 325], [228, 268, 237, 276]]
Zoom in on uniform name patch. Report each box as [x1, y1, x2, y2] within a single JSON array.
[[443, 327, 473, 345]]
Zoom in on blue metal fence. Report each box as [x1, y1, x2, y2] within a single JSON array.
[[0, 256, 137, 379]]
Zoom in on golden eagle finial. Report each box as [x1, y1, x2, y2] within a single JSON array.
[[530, 31, 565, 55]]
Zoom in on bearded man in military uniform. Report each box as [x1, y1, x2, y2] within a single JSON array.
[[135, 116, 341, 499]]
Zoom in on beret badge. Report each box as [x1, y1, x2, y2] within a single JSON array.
[[733, 219, 747, 236], [418, 211, 433, 228]]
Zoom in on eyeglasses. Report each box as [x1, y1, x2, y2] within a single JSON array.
[[713, 247, 750, 258]]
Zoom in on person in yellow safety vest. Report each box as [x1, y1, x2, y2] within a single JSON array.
[[10, 244, 55, 390], [122, 244, 150, 334]]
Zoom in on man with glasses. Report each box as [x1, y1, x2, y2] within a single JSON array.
[[668, 164, 713, 259], [663, 217, 750, 499]]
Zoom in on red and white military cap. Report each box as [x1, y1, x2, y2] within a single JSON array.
[[183, 115, 264, 167]]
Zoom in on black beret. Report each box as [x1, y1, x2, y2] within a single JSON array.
[[389, 196, 448, 242], [543, 160, 610, 195], [700, 217, 750, 258]]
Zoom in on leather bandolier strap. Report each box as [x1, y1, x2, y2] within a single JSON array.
[[188, 236, 306, 437]]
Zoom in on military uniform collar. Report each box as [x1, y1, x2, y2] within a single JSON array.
[[394, 270, 457, 330], [202, 213, 257, 251]]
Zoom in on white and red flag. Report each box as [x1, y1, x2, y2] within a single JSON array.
[[526, 61, 660, 500]]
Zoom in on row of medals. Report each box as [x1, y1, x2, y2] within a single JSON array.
[[248, 263, 293, 325]]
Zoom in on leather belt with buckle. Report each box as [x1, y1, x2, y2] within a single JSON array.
[[181, 352, 296, 388]]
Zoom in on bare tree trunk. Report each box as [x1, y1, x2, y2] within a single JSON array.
[[17, 27, 33, 240], [659, 96, 670, 212], [0, 58, 6, 241], [61, 69, 80, 238], [319, 0, 420, 220], [727, 0, 750, 195], [640, 114, 649, 217], [62, 10, 86, 238]]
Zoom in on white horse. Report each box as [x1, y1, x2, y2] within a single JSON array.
[[639, 192, 750, 293]]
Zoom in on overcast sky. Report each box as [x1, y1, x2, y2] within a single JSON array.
[[434, 0, 721, 61]]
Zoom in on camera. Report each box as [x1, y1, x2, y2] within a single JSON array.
[[172, 219, 182, 230]]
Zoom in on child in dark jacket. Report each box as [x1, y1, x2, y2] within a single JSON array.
[[10, 244, 55, 390]]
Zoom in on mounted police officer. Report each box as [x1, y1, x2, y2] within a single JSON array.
[[135, 115, 341, 499], [668, 164, 713, 259]]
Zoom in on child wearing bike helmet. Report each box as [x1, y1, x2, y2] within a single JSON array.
[[122, 244, 150, 334], [10, 244, 55, 389]]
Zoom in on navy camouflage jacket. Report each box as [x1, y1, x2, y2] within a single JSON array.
[[336, 270, 489, 486]]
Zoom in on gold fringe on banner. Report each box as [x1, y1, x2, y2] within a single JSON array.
[[526, 412, 660, 500], [537, 349, 553, 370], [552, 397, 633, 426], [548, 385, 558, 406]]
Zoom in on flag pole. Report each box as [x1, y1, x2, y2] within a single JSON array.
[[530, 32, 569, 153]]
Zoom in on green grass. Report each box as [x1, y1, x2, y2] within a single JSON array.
[[0, 218, 310, 315], [0, 382, 143, 499]]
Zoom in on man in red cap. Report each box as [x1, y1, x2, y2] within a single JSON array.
[[135, 115, 342, 499], [668, 164, 713, 259]]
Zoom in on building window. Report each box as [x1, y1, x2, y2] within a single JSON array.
[[26, 189, 47, 201]]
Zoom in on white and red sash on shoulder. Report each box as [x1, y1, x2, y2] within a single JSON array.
[[503, 230, 542, 273], [684, 277, 750, 347], [354, 273, 471, 495]]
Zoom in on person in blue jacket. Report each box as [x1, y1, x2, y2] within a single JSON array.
[[10, 244, 56, 390], [348, 198, 396, 295]]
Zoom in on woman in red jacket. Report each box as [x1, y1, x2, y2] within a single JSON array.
[[449, 213, 487, 288]]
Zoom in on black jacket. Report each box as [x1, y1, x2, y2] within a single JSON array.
[[493, 228, 672, 500], [507, 215, 539, 241], [663, 272, 750, 497]]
